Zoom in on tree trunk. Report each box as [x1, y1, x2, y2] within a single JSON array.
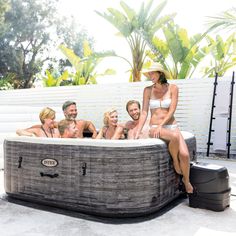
[[133, 69, 141, 82]]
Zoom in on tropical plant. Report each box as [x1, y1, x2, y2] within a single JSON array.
[[58, 41, 116, 85], [145, 21, 212, 79], [42, 70, 69, 87], [96, 0, 175, 82], [202, 33, 236, 77], [55, 16, 94, 72], [207, 7, 236, 32]]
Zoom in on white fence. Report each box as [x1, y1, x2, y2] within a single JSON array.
[[0, 77, 235, 159]]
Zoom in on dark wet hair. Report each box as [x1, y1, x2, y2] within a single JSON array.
[[158, 72, 168, 84]]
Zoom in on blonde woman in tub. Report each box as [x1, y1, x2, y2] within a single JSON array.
[[16, 107, 60, 138], [96, 108, 125, 139]]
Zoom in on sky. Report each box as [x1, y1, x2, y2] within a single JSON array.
[[57, 0, 236, 83]]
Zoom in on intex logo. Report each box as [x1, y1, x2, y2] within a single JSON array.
[[41, 158, 58, 167]]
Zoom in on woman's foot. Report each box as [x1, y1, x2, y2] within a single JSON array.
[[182, 180, 193, 194]]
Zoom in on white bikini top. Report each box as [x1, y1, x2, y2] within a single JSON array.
[[149, 98, 171, 109], [149, 84, 172, 109]]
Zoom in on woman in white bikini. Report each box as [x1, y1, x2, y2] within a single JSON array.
[[135, 62, 193, 194], [16, 107, 60, 138], [96, 108, 124, 139]]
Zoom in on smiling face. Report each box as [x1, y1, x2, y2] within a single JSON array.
[[108, 111, 118, 126], [146, 71, 162, 84], [127, 103, 140, 121], [44, 116, 56, 129], [39, 107, 56, 128], [58, 120, 78, 138], [65, 122, 78, 138], [64, 104, 78, 120]]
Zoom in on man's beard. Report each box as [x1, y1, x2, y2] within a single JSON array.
[[132, 114, 140, 121], [65, 114, 77, 121]]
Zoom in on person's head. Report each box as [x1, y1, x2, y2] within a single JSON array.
[[62, 101, 77, 121], [141, 62, 169, 84], [103, 109, 118, 127], [126, 100, 141, 121], [58, 119, 78, 138], [39, 107, 56, 128]]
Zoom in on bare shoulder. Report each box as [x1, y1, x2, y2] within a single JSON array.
[[144, 85, 152, 92], [169, 83, 178, 92], [143, 85, 152, 96], [76, 119, 86, 125], [125, 120, 134, 129], [74, 120, 85, 129]]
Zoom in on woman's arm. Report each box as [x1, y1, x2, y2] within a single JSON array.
[[160, 84, 178, 126], [134, 87, 150, 139], [111, 125, 124, 140], [95, 127, 104, 139], [16, 128, 37, 137]]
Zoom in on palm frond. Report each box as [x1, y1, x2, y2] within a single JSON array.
[[120, 1, 136, 21], [206, 7, 236, 32]]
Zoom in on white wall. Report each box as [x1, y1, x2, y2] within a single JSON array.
[[0, 77, 235, 158]]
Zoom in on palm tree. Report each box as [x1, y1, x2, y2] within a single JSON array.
[[96, 0, 175, 82], [202, 33, 236, 77], [145, 21, 211, 79], [207, 7, 236, 32]]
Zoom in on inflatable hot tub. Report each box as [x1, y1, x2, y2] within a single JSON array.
[[4, 131, 196, 217]]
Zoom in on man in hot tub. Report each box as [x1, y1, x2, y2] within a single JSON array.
[[62, 101, 97, 139], [125, 100, 149, 139]]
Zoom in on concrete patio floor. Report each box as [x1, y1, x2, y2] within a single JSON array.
[[0, 157, 236, 236]]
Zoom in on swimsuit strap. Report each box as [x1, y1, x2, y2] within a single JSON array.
[[41, 125, 53, 138]]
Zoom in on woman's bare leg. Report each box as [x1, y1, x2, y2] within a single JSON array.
[[150, 128, 182, 174], [168, 132, 182, 175], [178, 131, 193, 193]]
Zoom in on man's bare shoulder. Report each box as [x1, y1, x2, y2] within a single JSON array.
[[125, 120, 136, 129], [75, 119, 86, 124]]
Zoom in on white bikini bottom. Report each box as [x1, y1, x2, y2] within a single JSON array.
[[150, 124, 178, 130]]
